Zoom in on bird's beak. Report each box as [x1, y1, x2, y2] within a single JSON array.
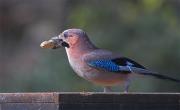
[[40, 36, 69, 49]]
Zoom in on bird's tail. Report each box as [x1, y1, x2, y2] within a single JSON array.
[[130, 67, 180, 83], [140, 72, 180, 82]]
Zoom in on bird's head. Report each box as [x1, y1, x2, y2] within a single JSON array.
[[40, 29, 88, 49]]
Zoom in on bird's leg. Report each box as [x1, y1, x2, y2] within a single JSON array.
[[123, 65, 133, 93], [124, 78, 131, 93], [104, 86, 112, 92]]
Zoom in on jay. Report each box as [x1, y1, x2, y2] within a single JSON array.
[[41, 29, 180, 92]]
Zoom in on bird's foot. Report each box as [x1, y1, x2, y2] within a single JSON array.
[[104, 86, 112, 92]]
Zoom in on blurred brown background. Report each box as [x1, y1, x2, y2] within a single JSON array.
[[1, 0, 180, 92]]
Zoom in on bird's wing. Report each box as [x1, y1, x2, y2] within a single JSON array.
[[84, 50, 180, 82], [87, 57, 180, 82], [86, 57, 147, 73]]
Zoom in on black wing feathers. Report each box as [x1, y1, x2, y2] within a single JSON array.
[[111, 57, 146, 69]]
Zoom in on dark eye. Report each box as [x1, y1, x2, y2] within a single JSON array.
[[64, 32, 68, 38]]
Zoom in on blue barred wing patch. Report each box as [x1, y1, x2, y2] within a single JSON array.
[[88, 59, 130, 73]]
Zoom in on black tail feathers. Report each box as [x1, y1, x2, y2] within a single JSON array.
[[142, 72, 180, 83]]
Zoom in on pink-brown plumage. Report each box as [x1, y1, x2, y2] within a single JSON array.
[[61, 29, 131, 91], [41, 28, 180, 92]]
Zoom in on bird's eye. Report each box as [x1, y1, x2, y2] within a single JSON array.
[[64, 32, 68, 38]]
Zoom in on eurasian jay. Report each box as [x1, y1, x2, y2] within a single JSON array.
[[40, 28, 180, 92]]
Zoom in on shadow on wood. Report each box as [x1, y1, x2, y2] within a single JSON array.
[[0, 92, 179, 110]]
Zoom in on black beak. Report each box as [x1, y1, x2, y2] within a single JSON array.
[[50, 36, 70, 49]]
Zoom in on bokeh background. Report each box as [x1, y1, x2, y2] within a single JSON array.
[[1, 0, 180, 92]]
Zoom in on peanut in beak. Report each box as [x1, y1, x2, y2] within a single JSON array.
[[40, 40, 55, 49]]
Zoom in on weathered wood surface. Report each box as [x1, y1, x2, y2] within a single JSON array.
[[0, 92, 179, 110]]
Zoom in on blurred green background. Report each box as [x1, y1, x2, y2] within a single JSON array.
[[1, 0, 180, 92]]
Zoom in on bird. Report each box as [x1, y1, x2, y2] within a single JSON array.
[[40, 28, 180, 92]]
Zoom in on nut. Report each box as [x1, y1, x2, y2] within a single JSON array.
[[40, 40, 55, 49]]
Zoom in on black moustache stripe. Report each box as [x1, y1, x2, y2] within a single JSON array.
[[62, 42, 70, 48]]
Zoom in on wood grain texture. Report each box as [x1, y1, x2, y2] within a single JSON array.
[[0, 92, 179, 110]]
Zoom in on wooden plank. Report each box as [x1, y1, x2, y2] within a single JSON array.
[[1, 103, 59, 110], [0, 93, 59, 110], [58, 93, 180, 110], [0, 92, 179, 110], [58, 92, 180, 104], [0, 92, 59, 103]]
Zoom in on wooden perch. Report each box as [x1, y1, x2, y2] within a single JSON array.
[[0, 92, 179, 110]]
